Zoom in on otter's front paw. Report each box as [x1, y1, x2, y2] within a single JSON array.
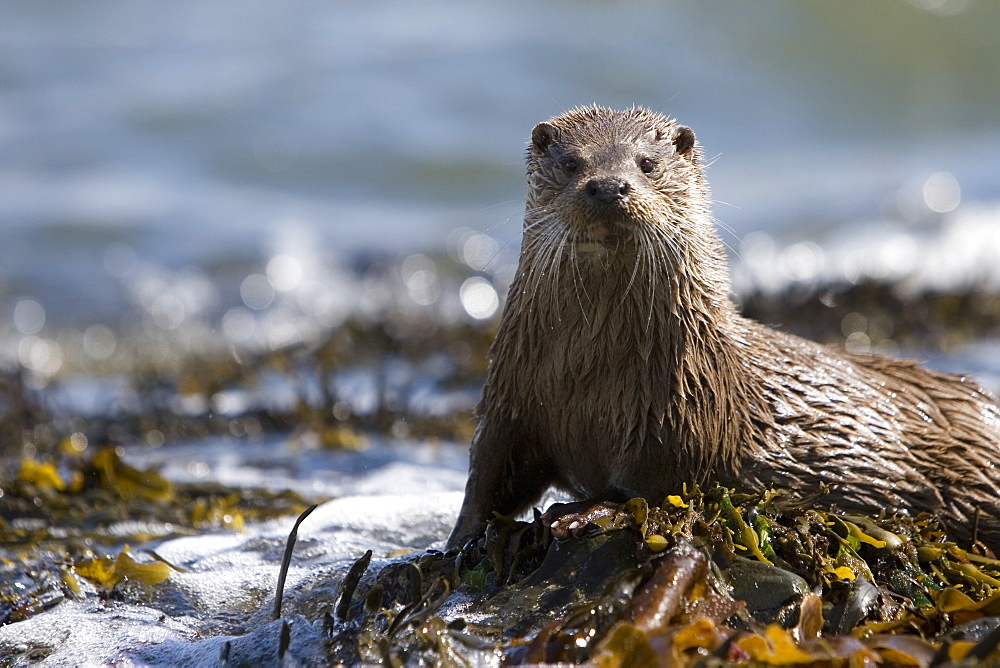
[[543, 500, 624, 540]]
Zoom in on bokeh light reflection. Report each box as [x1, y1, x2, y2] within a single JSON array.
[[923, 171, 961, 214], [460, 277, 499, 320]]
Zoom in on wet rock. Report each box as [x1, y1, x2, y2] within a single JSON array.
[[825, 576, 880, 634], [725, 556, 809, 624], [481, 529, 641, 637]]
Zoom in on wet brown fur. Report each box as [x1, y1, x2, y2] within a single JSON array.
[[449, 106, 1000, 549]]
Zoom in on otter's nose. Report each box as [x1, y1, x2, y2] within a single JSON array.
[[584, 177, 630, 204]]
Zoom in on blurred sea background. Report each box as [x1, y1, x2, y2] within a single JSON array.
[[2, 0, 999, 373]]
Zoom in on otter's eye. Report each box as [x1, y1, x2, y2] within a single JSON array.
[[638, 156, 657, 174], [557, 155, 580, 174]]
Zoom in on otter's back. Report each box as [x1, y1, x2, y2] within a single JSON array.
[[739, 321, 1000, 545]]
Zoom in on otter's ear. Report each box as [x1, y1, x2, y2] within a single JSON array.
[[672, 125, 697, 159], [531, 122, 557, 153]]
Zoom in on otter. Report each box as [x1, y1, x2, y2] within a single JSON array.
[[448, 105, 1000, 550]]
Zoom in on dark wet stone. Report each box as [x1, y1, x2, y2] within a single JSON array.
[[825, 576, 880, 634], [726, 556, 809, 624], [942, 616, 1000, 644]]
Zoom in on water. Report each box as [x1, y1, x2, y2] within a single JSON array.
[[1, 0, 998, 329], [0, 438, 468, 665]]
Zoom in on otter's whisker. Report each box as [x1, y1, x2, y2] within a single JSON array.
[[525, 222, 564, 308], [565, 230, 594, 329], [641, 229, 658, 332], [492, 212, 554, 274], [551, 225, 573, 320], [620, 240, 643, 309], [709, 215, 748, 271]]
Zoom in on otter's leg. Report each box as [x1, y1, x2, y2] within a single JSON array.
[[447, 424, 553, 549]]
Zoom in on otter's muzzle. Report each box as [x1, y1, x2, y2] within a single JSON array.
[[584, 177, 631, 205]]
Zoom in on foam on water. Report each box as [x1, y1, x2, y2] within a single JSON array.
[[733, 200, 1000, 296], [0, 438, 466, 665]]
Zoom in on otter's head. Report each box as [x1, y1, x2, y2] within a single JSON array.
[[525, 106, 707, 245], [516, 106, 731, 313]]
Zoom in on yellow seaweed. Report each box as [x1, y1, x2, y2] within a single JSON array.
[[645, 534, 669, 553], [665, 495, 688, 509], [73, 546, 174, 590], [92, 448, 173, 503], [18, 458, 65, 491], [738, 625, 815, 664]]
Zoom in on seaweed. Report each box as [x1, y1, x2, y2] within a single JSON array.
[[0, 447, 323, 627], [273, 503, 319, 620], [320, 486, 1000, 665]]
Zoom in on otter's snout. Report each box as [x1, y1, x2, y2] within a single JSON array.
[[584, 177, 630, 205]]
